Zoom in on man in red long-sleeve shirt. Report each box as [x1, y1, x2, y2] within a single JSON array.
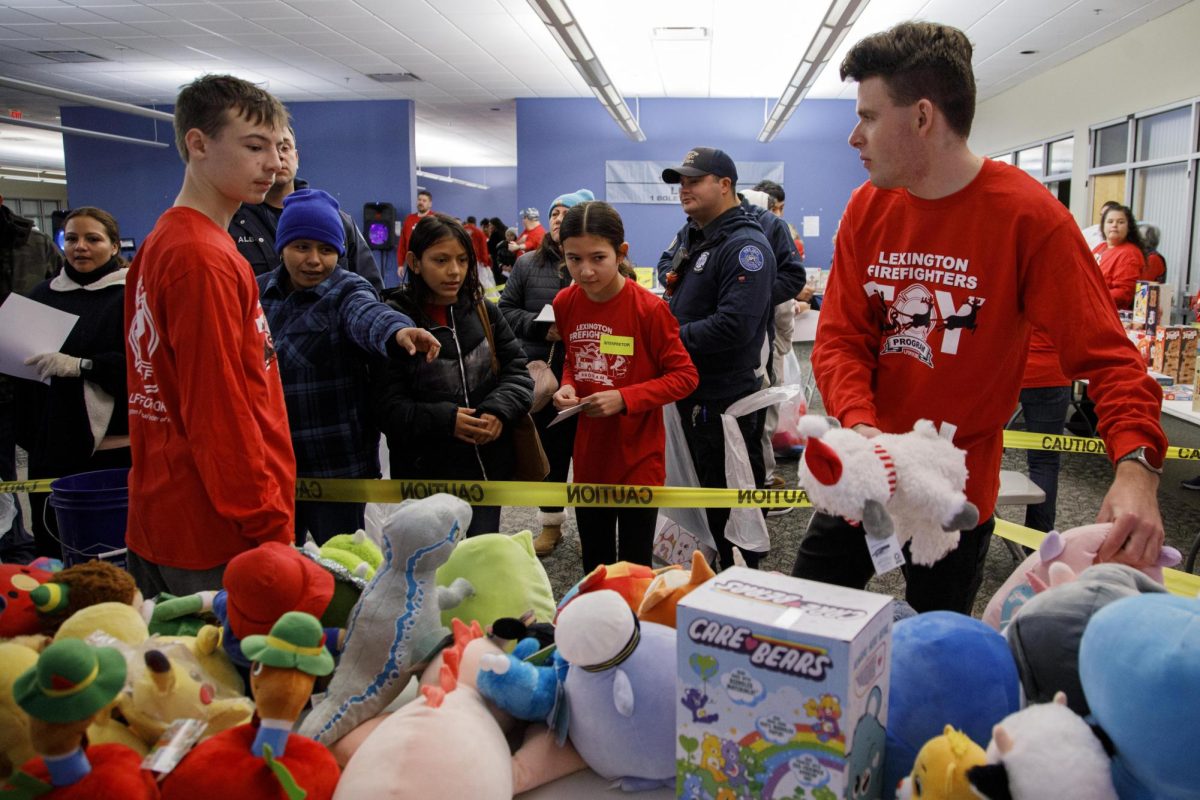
[[795, 22, 1166, 614]]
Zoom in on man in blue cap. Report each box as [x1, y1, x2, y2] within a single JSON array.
[[657, 147, 777, 569]]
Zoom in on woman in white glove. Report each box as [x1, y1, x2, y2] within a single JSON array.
[[17, 207, 131, 559]]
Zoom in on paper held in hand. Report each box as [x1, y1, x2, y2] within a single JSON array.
[[548, 398, 591, 427], [534, 304, 555, 323], [0, 293, 79, 384]]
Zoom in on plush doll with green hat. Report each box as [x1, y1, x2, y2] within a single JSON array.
[[3, 638, 159, 798], [160, 611, 339, 800]]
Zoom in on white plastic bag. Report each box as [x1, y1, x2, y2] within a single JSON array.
[[772, 350, 809, 455], [721, 386, 798, 553], [661, 403, 717, 551]]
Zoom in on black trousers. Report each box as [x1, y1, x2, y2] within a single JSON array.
[[294, 500, 365, 546], [575, 506, 657, 574], [791, 510, 995, 614], [676, 395, 766, 571]]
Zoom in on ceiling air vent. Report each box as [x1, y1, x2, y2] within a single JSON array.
[[366, 72, 422, 83], [33, 50, 109, 63]]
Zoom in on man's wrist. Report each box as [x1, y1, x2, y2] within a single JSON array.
[[1115, 446, 1163, 475]]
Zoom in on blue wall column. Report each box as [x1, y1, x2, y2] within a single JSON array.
[[516, 97, 863, 270]]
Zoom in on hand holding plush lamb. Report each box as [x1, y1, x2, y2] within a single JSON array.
[[797, 417, 978, 566]]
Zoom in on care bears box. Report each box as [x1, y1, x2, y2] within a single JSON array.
[[676, 567, 892, 800]]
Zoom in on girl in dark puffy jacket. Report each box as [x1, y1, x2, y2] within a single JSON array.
[[373, 213, 533, 536]]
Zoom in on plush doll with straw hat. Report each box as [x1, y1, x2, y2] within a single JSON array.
[[161, 611, 339, 800], [3, 638, 158, 798]]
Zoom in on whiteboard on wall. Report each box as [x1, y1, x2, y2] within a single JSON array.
[[605, 160, 785, 204]]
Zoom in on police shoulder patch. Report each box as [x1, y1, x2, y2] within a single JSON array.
[[738, 244, 764, 272]]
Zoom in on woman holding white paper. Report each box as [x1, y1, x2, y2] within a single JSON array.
[[17, 206, 130, 559]]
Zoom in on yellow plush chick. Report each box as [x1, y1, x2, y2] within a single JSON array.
[[0, 642, 39, 780], [898, 725, 987, 800]]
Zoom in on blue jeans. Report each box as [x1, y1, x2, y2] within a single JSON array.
[[1019, 386, 1070, 532]]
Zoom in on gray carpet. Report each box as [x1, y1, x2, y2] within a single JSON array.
[[501, 343, 1200, 617]]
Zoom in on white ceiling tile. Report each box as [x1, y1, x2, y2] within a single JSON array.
[[13, 6, 113, 24]]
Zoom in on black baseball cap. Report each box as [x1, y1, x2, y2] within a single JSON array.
[[662, 147, 738, 185]]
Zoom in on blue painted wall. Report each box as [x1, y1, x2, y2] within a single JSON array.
[[516, 97, 863, 269], [416, 167, 518, 228], [62, 99, 417, 253]]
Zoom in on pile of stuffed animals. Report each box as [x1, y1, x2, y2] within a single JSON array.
[[2, 482, 1197, 799]]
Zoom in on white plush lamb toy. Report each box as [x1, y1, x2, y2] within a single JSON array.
[[797, 416, 978, 565]]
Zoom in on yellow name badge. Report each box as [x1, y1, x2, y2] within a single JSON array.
[[635, 267, 656, 289], [599, 334, 635, 356]]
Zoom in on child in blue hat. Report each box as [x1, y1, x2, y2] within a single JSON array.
[[257, 188, 440, 543]]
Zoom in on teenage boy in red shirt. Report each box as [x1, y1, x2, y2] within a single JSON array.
[[125, 75, 295, 596], [797, 22, 1167, 613]]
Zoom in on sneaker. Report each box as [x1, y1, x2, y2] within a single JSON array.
[[763, 475, 793, 516], [533, 524, 563, 557], [1182, 475, 1200, 491]]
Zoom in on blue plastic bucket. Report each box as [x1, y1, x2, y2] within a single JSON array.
[[48, 468, 129, 569]]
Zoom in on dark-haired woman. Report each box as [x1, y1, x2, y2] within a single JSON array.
[[373, 213, 533, 537], [18, 207, 131, 558], [1092, 204, 1146, 310], [499, 188, 592, 556]]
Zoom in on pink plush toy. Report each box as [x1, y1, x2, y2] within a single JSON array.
[[332, 619, 586, 799], [797, 417, 978, 565], [982, 523, 1180, 631]]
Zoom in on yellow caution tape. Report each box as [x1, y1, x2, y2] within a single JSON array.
[[1001, 430, 1200, 461], [295, 478, 812, 509], [0, 478, 55, 494], [994, 519, 1200, 598]]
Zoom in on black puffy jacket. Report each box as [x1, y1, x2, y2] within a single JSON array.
[[372, 291, 533, 482], [498, 247, 570, 365]]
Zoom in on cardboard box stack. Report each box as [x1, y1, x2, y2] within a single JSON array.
[[676, 568, 892, 799], [1151, 325, 1199, 385]]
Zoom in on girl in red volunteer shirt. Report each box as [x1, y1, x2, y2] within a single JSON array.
[[1092, 204, 1146, 310], [551, 202, 698, 573]]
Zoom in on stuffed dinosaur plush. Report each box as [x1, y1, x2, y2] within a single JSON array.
[[556, 589, 677, 791], [300, 494, 473, 746], [983, 523, 1180, 631], [333, 619, 586, 799], [435, 530, 555, 630], [797, 417, 978, 566], [1079, 593, 1200, 800], [161, 612, 340, 800], [896, 725, 986, 800], [965, 693, 1117, 800], [637, 549, 715, 628]]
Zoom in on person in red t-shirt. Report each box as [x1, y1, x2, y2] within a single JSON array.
[[552, 202, 698, 572], [1091, 204, 1146, 309], [512, 208, 545, 258], [796, 22, 1166, 614], [1139, 224, 1166, 283], [396, 189, 433, 280], [124, 75, 296, 596], [464, 215, 491, 269]]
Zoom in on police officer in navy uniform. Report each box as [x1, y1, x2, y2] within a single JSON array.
[[657, 147, 777, 569]]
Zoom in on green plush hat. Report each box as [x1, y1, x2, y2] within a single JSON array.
[[30, 582, 69, 613], [240, 611, 334, 677], [14, 638, 127, 723]]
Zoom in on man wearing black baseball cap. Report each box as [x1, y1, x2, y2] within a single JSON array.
[[656, 146, 776, 570]]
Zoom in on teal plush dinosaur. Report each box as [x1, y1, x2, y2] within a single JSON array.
[[298, 495, 473, 746]]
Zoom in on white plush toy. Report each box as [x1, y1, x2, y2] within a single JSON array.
[[965, 692, 1118, 800], [797, 416, 978, 565]]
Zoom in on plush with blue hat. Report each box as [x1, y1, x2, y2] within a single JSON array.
[[548, 188, 595, 213], [276, 188, 345, 255]]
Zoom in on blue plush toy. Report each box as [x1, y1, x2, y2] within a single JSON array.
[[555, 589, 677, 791], [1080, 593, 1200, 800], [883, 611, 1022, 800], [476, 637, 565, 723]]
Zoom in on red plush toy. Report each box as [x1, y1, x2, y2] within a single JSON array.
[[0, 564, 55, 638], [160, 612, 339, 800]]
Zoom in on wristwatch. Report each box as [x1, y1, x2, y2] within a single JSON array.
[[1116, 446, 1163, 475], [79, 358, 94, 373]]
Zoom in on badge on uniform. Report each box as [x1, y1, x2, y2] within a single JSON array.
[[694, 251, 710, 273], [738, 245, 764, 272]]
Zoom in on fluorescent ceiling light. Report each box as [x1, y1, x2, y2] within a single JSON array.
[[0, 75, 173, 122], [758, 0, 870, 142], [415, 169, 490, 191], [527, 0, 646, 142], [0, 117, 169, 149], [652, 27, 709, 41]]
